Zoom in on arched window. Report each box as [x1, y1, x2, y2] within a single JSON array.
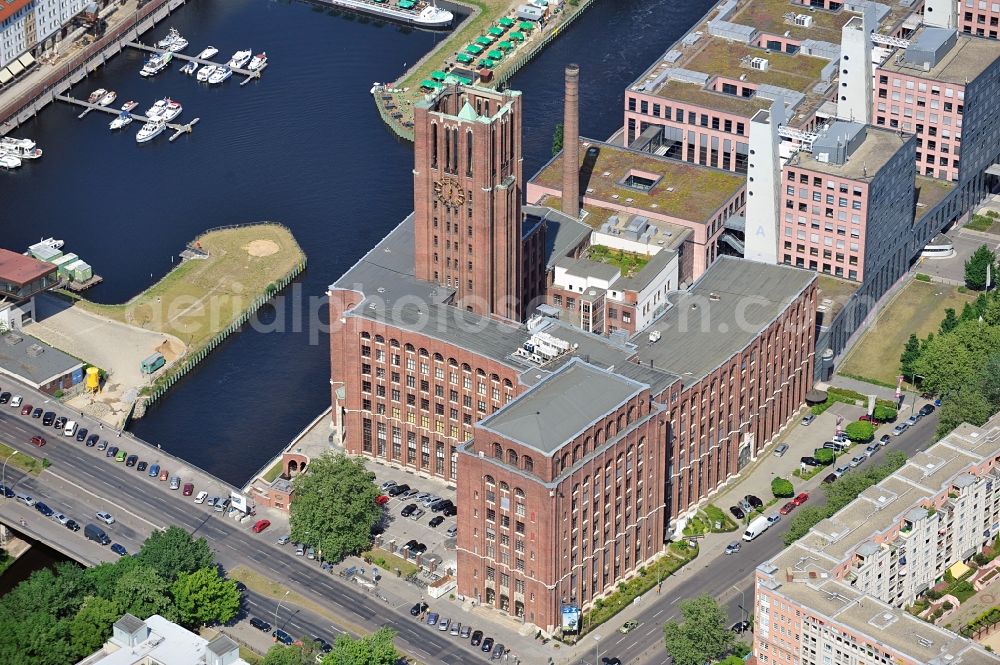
[[484, 474, 495, 486], [523, 455, 534, 473], [583, 436, 592, 455], [493, 443, 503, 459], [476, 368, 486, 376], [462, 363, 472, 372], [573, 444, 581, 463], [503, 378, 513, 389], [361, 331, 371, 339], [508, 450, 519, 467], [514, 487, 525, 499], [562, 452, 570, 470], [627, 405, 635, 422], [499, 481, 510, 492], [405, 343, 415, 352], [419, 347, 429, 357], [449, 357, 458, 367], [374, 335, 385, 344], [618, 414, 626, 431], [605, 422, 614, 439], [490, 373, 500, 383], [433, 352, 444, 362], [390, 338, 400, 348]]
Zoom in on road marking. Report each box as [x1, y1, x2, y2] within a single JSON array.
[[45, 469, 164, 531], [653, 609, 663, 618], [670, 596, 680, 605]]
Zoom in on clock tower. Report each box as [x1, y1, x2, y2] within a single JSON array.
[[413, 84, 524, 321]]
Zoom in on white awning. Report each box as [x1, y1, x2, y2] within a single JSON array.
[[17, 52, 35, 68], [986, 164, 1000, 177], [0, 68, 12, 85], [6, 60, 24, 76]]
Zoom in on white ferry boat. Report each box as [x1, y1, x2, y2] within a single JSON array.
[[136, 120, 167, 143], [322, 0, 452, 28], [157, 28, 182, 49]]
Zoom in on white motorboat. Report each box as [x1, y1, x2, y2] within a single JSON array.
[[109, 112, 132, 130], [196, 46, 218, 60], [160, 100, 182, 123], [208, 65, 232, 84], [166, 36, 188, 53], [0, 152, 22, 169], [140, 52, 172, 77], [319, 0, 452, 27], [87, 88, 107, 104], [145, 97, 170, 118], [196, 64, 217, 82], [98, 90, 117, 107], [180, 61, 198, 75], [227, 50, 252, 69], [248, 52, 267, 71], [0, 137, 42, 159], [157, 27, 182, 49], [136, 120, 166, 143], [121, 100, 138, 112]]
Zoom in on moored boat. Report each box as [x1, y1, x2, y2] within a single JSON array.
[[157, 27, 181, 49], [196, 46, 219, 60], [227, 50, 252, 69], [248, 52, 267, 71], [109, 112, 132, 130], [318, 0, 452, 27], [196, 64, 217, 82], [98, 90, 117, 107], [0, 152, 22, 169], [140, 52, 172, 77], [208, 65, 232, 84], [87, 88, 107, 104], [136, 120, 166, 143], [166, 35, 189, 53], [145, 97, 170, 119], [180, 61, 198, 75], [160, 100, 182, 123], [0, 137, 42, 159], [121, 100, 138, 112]]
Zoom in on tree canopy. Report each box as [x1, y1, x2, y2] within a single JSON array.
[[171, 567, 242, 628], [136, 526, 214, 582], [662, 595, 735, 665], [965, 244, 996, 291], [844, 420, 874, 443], [323, 627, 400, 665], [290, 453, 382, 562], [771, 477, 794, 498]]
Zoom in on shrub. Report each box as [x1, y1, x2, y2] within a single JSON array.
[[975, 552, 990, 566], [915, 273, 931, 282], [814, 448, 835, 465], [771, 477, 794, 498], [845, 420, 875, 443], [943, 601, 954, 611], [926, 588, 943, 601], [873, 404, 897, 422]]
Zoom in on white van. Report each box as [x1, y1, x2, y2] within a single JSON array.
[[743, 515, 771, 542], [63, 420, 78, 437], [194, 491, 208, 504]]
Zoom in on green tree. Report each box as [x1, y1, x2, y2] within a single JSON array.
[[171, 567, 241, 628], [900, 332, 922, 379], [323, 627, 400, 665], [980, 353, 1000, 407], [87, 557, 140, 600], [985, 295, 1000, 326], [551, 122, 564, 156], [290, 453, 382, 562], [70, 596, 120, 655], [965, 244, 996, 290], [771, 477, 794, 498], [783, 506, 829, 545], [814, 448, 835, 465], [844, 420, 875, 443], [961, 301, 978, 322], [662, 595, 734, 665], [940, 307, 959, 334], [938, 385, 995, 437], [113, 564, 176, 622], [873, 404, 897, 422], [136, 526, 214, 582], [719, 657, 745, 665], [263, 644, 310, 665]]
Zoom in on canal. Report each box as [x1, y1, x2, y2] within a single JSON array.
[[0, 0, 715, 485]]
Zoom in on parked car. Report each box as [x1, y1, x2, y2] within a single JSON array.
[[0, 392, 11, 404], [410, 508, 425, 520], [450, 622, 461, 636], [401, 503, 418, 518], [35, 502, 54, 517], [730, 620, 751, 634], [159, 469, 169, 481], [426, 612, 439, 626], [52, 512, 68, 524], [252, 519, 271, 533], [620, 620, 639, 634], [307, 547, 315, 559], [822, 473, 838, 484], [729, 505, 746, 521], [9, 395, 21, 407], [429, 515, 445, 528], [779, 502, 797, 515], [801, 414, 816, 426], [30, 435, 45, 447], [410, 601, 429, 616], [375, 495, 390, 505], [725, 541, 742, 555], [379, 480, 397, 492], [880, 434, 892, 446], [850, 455, 865, 467], [773, 443, 788, 457], [148, 464, 160, 478], [107, 446, 118, 458], [273, 629, 294, 645], [823, 441, 847, 452], [481, 637, 495, 653], [53, 416, 66, 430], [277, 535, 290, 545], [919, 404, 936, 417], [169, 476, 181, 490], [295, 543, 305, 556], [766, 513, 781, 525], [443, 505, 458, 517], [438, 617, 450, 631], [125, 455, 138, 467], [835, 465, 850, 476], [401, 488, 421, 498], [86, 434, 99, 447], [31, 407, 42, 418], [470, 631, 483, 647], [20, 404, 31, 415], [387, 483, 410, 497], [745, 495, 763, 510], [75, 428, 88, 442], [460, 625, 471, 639], [194, 491, 208, 504], [97, 440, 108, 452], [182, 483, 194, 496], [65, 519, 80, 532], [0, 485, 13, 498], [411, 542, 427, 555], [892, 423, 908, 436], [42, 411, 55, 426], [96, 511, 115, 525], [110, 543, 128, 557], [446, 525, 458, 538], [491, 643, 505, 660], [431, 500, 454, 513], [800, 456, 820, 467], [136, 461, 148, 473], [793, 492, 809, 506], [249, 617, 271, 632]]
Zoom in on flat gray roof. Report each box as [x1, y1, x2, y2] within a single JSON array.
[[555, 256, 620, 281], [632, 257, 815, 386], [0, 331, 84, 388], [523, 204, 592, 270], [479, 358, 645, 454], [616, 245, 678, 293]]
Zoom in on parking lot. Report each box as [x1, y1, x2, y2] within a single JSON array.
[[368, 461, 459, 571]]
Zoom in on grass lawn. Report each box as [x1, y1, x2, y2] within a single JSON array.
[[363, 548, 420, 578], [262, 459, 284, 483], [837, 279, 975, 386], [0, 441, 47, 476], [76, 224, 304, 352], [587, 245, 649, 276]]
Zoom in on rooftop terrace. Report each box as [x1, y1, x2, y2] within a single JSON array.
[[880, 29, 1000, 85], [529, 140, 745, 224], [730, 0, 851, 44]]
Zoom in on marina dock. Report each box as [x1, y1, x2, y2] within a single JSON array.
[[126, 42, 267, 86], [55, 95, 200, 141]]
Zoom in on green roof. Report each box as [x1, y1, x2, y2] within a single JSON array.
[[519, 21, 534, 30], [420, 79, 442, 89], [447, 74, 473, 86], [498, 16, 514, 26], [509, 31, 524, 41], [457, 53, 474, 64], [466, 44, 484, 55], [431, 70, 446, 80], [398, 0, 414, 6], [479, 59, 495, 68], [498, 41, 512, 50], [488, 26, 504, 36], [476, 36, 492, 45], [488, 50, 503, 60]]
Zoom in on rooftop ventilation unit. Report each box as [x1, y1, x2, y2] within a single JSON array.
[[26, 344, 44, 357], [514, 332, 572, 365]]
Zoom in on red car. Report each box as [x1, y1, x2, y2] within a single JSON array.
[[20, 404, 32, 416], [30, 435, 46, 447], [375, 495, 390, 505], [779, 501, 797, 515], [793, 492, 809, 506], [182, 483, 194, 496], [252, 519, 271, 533]]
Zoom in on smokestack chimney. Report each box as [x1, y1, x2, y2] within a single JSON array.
[[562, 63, 580, 219]]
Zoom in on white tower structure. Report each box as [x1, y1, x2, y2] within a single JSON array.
[[923, 0, 956, 29], [743, 99, 784, 265], [838, 10, 874, 124]]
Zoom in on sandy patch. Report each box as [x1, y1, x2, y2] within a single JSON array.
[[155, 338, 185, 362], [243, 239, 280, 257]]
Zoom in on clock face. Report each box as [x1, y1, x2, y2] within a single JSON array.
[[434, 178, 466, 209]]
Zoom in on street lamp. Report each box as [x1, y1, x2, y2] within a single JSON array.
[[274, 590, 290, 630], [732, 584, 747, 625], [593, 633, 601, 665], [1, 450, 17, 498]]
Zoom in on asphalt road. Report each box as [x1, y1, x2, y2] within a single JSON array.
[[580, 411, 942, 665], [0, 395, 487, 665]]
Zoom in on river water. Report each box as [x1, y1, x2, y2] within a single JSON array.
[[0, 0, 714, 484]]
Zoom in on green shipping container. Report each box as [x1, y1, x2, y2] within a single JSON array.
[[141, 353, 166, 374]]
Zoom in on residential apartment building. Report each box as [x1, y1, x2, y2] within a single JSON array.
[[79, 613, 250, 665], [0, 0, 92, 72], [753, 414, 1000, 665], [959, 0, 1000, 38], [780, 122, 916, 281], [874, 27, 1000, 182]]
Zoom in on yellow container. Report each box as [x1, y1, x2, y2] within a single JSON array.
[[85, 366, 100, 393]]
